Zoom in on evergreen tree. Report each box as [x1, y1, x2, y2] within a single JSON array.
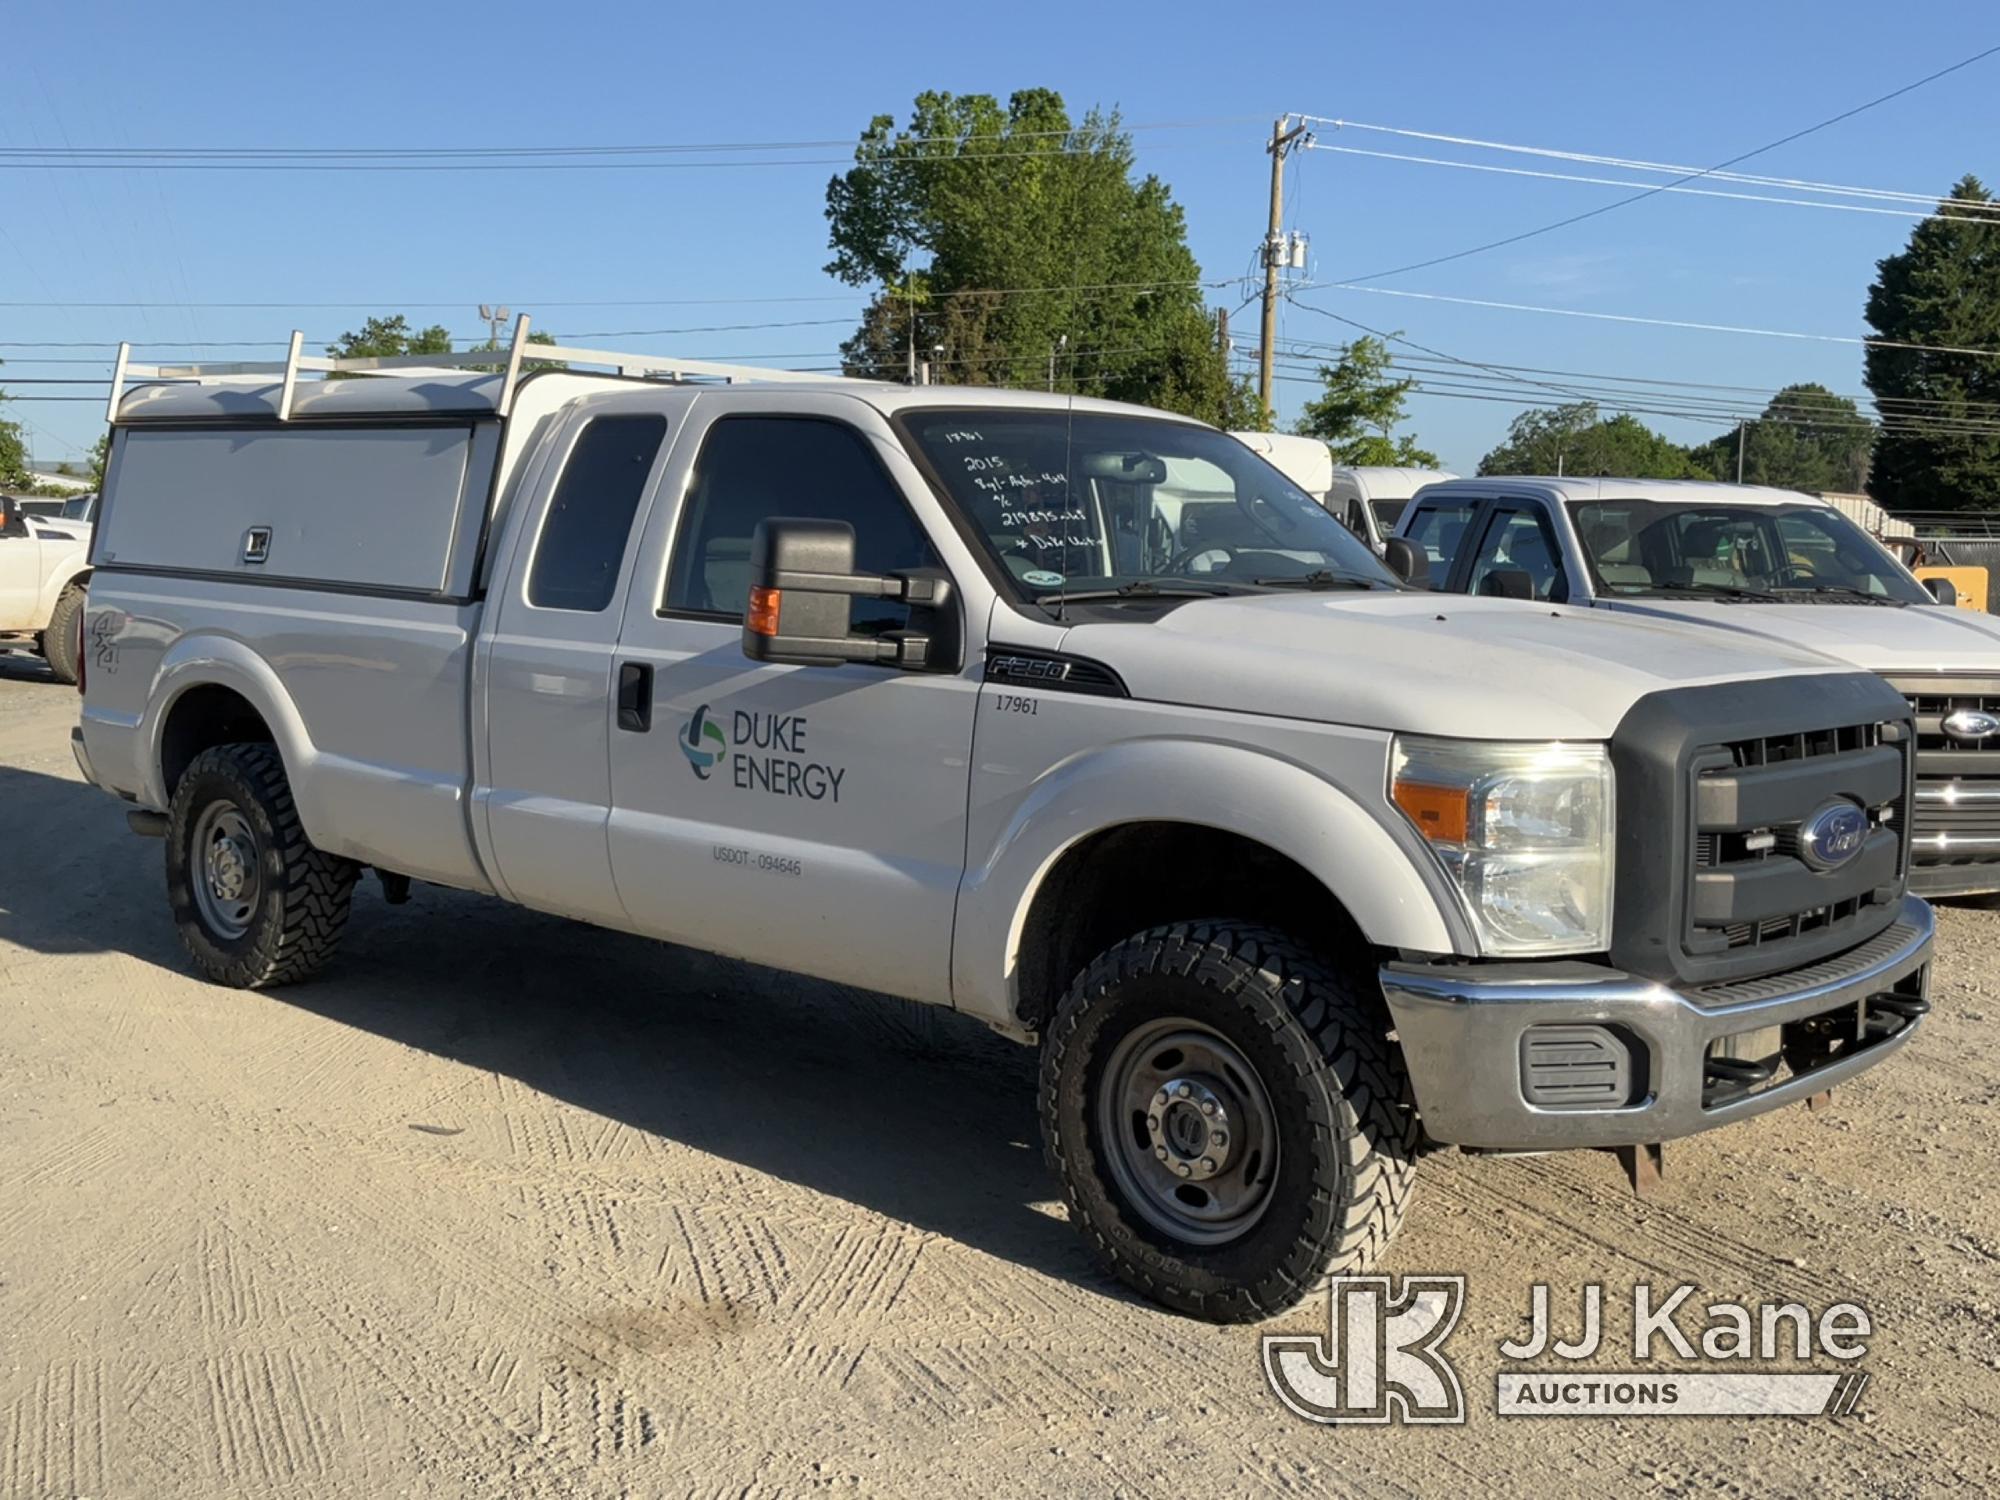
[[1863, 175, 2000, 511]]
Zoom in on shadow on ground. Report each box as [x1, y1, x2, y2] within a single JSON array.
[[0, 761, 1113, 1296]]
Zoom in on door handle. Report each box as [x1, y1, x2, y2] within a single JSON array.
[[616, 662, 653, 732]]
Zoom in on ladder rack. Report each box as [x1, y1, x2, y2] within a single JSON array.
[[106, 313, 865, 423]]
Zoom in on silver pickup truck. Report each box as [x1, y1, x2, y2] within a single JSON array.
[[1397, 477, 2000, 897], [73, 328, 1934, 1321]]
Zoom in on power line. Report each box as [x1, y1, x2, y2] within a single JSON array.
[[1290, 282, 2000, 359], [0, 278, 1231, 318], [1302, 142, 1969, 220], [1300, 40, 2000, 286], [1300, 117, 2000, 216], [1265, 331, 2000, 418], [0, 115, 1254, 162], [0, 123, 1249, 174]]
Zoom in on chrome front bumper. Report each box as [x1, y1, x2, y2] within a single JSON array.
[[1379, 895, 1935, 1150]]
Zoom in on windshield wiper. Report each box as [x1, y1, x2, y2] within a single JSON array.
[[1625, 582, 1781, 602], [1770, 584, 1906, 607], [1033, 579, 1240, 606], [1249, 570, 1384, 590]]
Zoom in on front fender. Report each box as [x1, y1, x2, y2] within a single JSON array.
[[35, 557, 90, 624], [951, 738, 1473, 1031]]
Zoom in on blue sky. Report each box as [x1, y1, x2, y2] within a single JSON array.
[[3, 0, 1996, 473]]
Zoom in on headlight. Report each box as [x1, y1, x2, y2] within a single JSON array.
[[1390, 736, 1614, 956]]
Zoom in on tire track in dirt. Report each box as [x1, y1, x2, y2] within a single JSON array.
[[0, 1358, 108, 1500]]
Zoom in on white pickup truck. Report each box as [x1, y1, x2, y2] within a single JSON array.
[[1397, 477, 2000, 898], [75, 331, 1935, 1321], [0, 492, 91, 682]]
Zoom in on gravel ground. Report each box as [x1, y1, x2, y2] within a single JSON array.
[[2, 652, 1998, 1497]]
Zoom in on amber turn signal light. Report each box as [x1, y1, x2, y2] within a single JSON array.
[[746, 585, 782, 638], [1391, 779, 1470, 844]]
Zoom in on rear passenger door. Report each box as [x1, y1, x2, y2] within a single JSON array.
[[477, 403, 677, 922]]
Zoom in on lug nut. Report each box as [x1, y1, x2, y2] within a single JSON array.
[[1212, 1131, 1227, 1147], [1201, 1101, 1215, 1116], [1174, 1162, 1191, 1177], [1153, 1090, 1167, 1107], [1175, 1084, 1191, 1099], [1154, 1146, 1167, 1160], [1199, 1158, 1215, 1173], [1147, 1114, 1159, 1131]]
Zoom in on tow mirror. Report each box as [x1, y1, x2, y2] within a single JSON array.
[[1924, 576, 1959, 607], [1382, 536, 1430, 588], [742, 517, 950, 669]]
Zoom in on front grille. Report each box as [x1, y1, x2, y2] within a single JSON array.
[[1610, 672, 1914, 987], [1889, 677, 2000, 875], [1686, 721, 1909, 963]]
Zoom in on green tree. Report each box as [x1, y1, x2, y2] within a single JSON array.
[[88, 432, 110, 489], [0, 355, 25, 487], [326, 314, 453, 361], [1863, 174, 2000, 511], [824, 89, 1248, 424], [324, 315, 561, 377], [1689, 384, 1874, 492], [0, 415, 26, 488], [1293, 335, 1440, 465], [1478, 401, 1701, 478]]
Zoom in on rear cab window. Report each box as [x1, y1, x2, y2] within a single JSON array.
[[528, 414, 669, 612]]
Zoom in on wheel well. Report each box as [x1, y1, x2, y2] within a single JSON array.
[[1014, 822, 1369, 1031], [160, 685, 275, 798]]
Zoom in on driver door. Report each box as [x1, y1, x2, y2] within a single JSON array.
[[605, 394, 984, 1004]]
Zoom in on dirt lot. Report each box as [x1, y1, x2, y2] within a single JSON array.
[[2, 654, 1998, 1498]]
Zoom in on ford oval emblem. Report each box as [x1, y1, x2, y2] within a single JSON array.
[[1942, 708, 2000, 744], [1799, 801, 1870, 872]]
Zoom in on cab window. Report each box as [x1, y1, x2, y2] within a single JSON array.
[[664, 416, 938, 634], [1401, 501, 1478, 587], [527, 414, 669, 612], [1466, 507, 1568, 602]]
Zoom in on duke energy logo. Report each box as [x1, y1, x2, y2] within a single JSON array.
[[679, 704, 727, 779]]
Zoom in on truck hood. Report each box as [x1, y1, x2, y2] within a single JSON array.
[[1054, 592, 1855, 740], [1599, 598, 2000, 676]]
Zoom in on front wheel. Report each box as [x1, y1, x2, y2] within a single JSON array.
[[1041, 922, 1419, 1322], [42, 586, 83, 685], [166, 744, 358, 987]]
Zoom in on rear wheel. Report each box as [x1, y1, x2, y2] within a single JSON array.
[[42, 586, 83, 685], [1041, 921, 1418, 1322], [166, 744, 358, 987]]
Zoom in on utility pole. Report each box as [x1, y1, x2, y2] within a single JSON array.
[[1259, 115, 1309, 416], [478, 304, 511, 349], [905, 271, 917, 385], [1736, 420, 1747, 483]]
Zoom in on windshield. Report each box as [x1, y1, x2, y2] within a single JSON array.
[[60, 494, 95, 522], [1566, 499, 1931, 605], [899, 410, 1398, 601]]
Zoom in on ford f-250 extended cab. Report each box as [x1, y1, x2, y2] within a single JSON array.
[[74, 326, 1935, 1321], [1398, 477, 2000, 898]]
